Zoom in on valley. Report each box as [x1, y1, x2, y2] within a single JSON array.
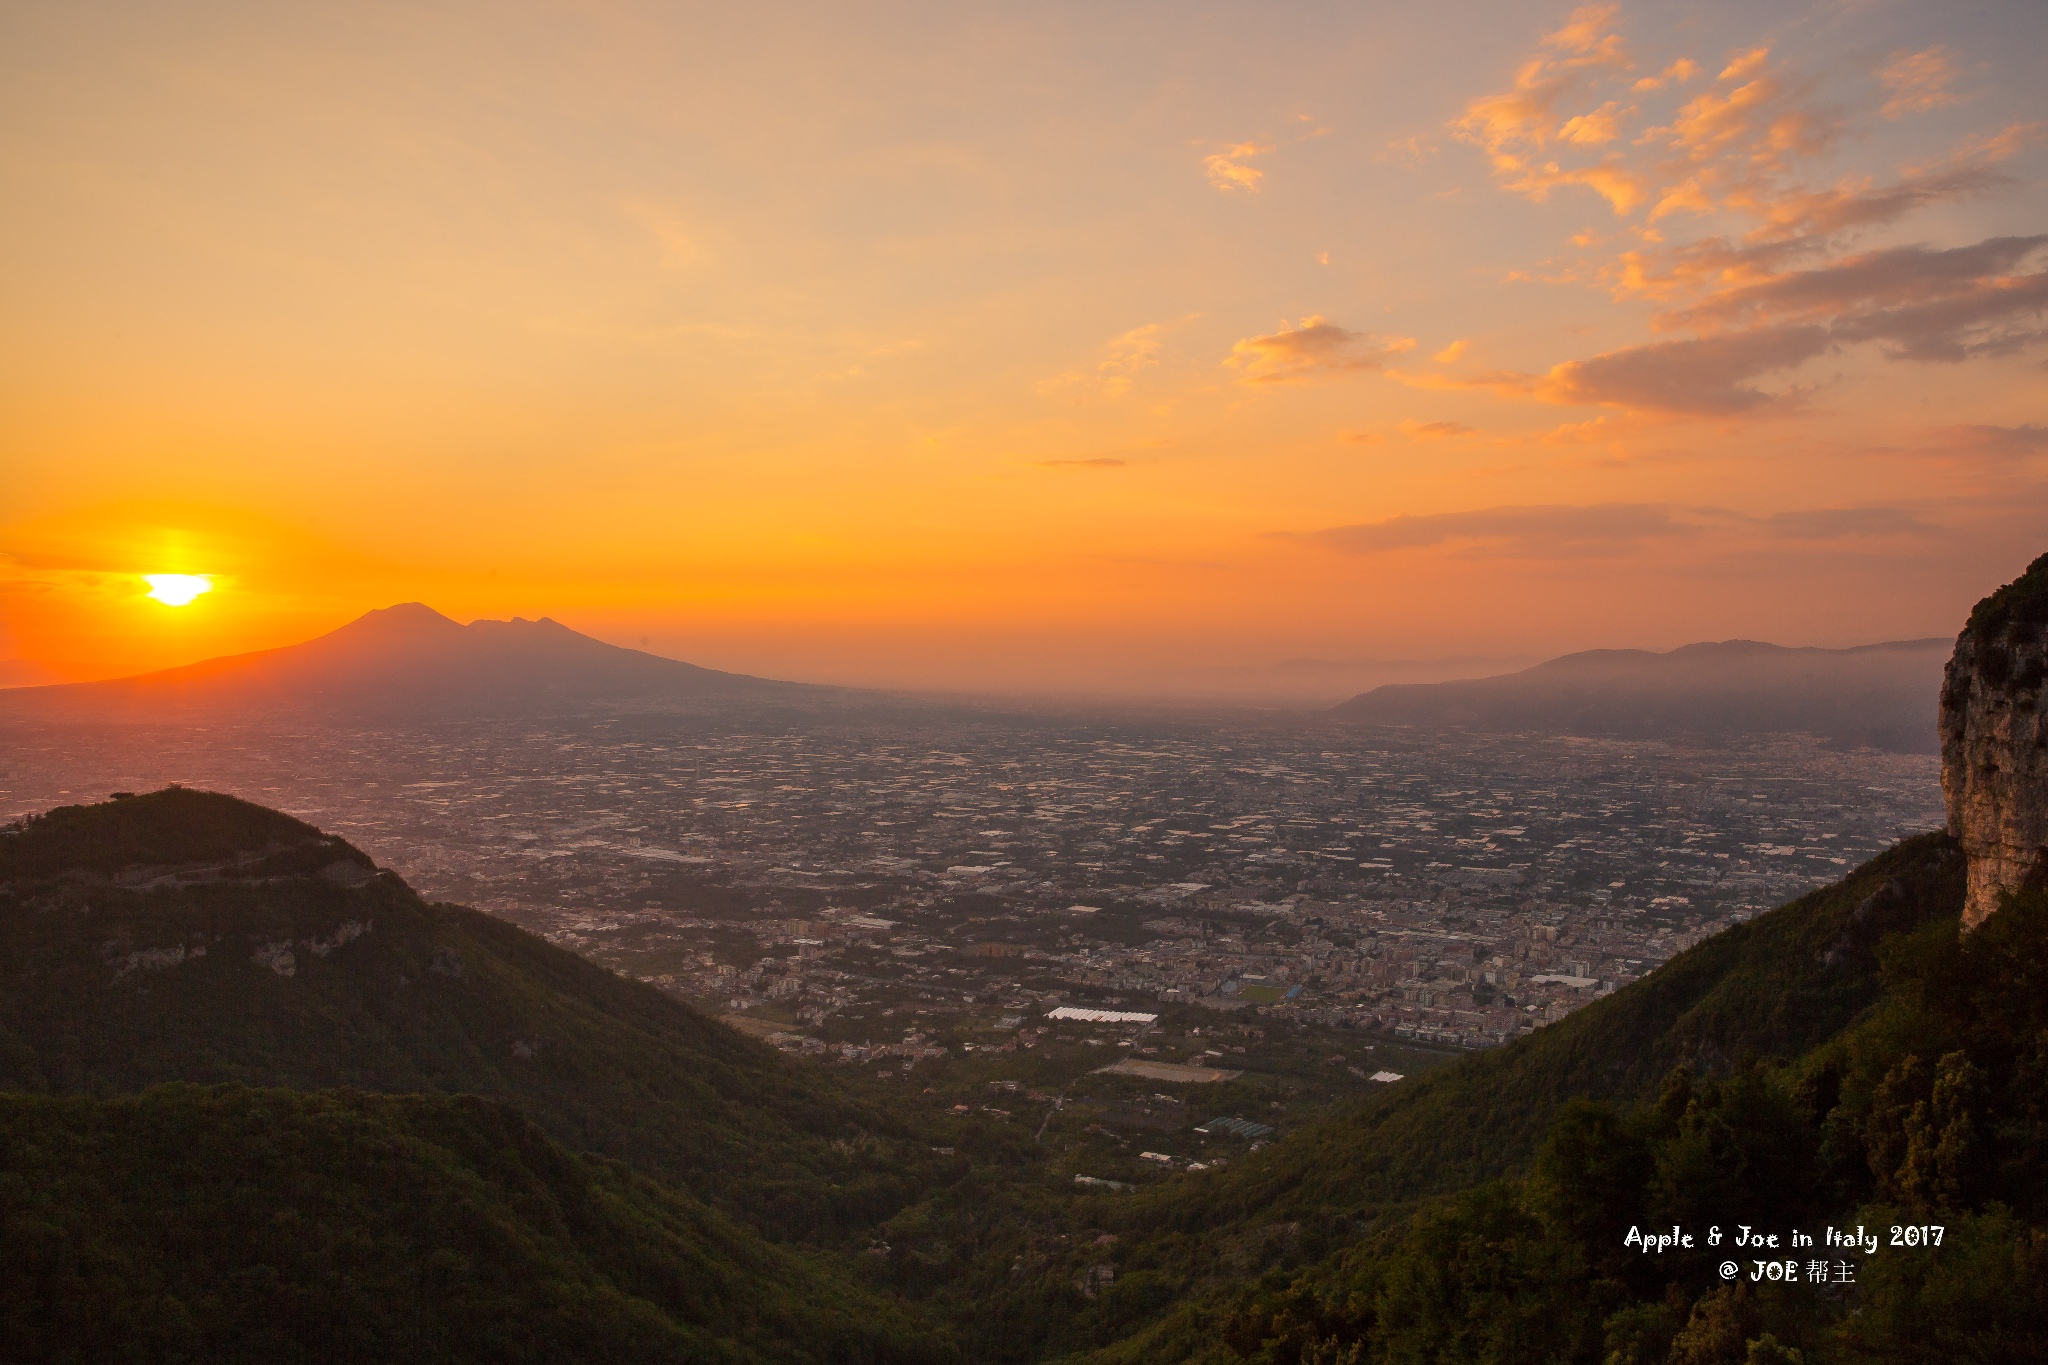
[[0, 705, 1939, 1070]]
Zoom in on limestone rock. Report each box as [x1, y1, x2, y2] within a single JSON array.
[[1940, 552, 2048, 928]]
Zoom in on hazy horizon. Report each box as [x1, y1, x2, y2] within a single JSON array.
[[0, 596, 1963, 705]]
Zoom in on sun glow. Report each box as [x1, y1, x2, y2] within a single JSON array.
[[143, 573, 214, 607]]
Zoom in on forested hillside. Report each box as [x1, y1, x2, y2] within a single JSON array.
[[1075, 876, 2048, 1363], [7, 787, 2044, 1362], [0, 787, 939, 1242], [0, 1084, 944, 1364]]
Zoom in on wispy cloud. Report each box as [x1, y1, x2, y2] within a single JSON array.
[[1915, 424, 2048, 460], [1226, 317, 1415, 385], [1279, 500, 1929, 558], [1762, 507, 1926, 539], [1414, 323, 1831, 415], [1399, 420, 1480, 439], [1290, 502, 1703, 558], [1880, 46, 1963, 119], [1424, 13, 2046, 417], [1457, 233, 2048, 412], [1379, 135, 1440, 167], [1038, 322, 1173, 401], [1673, 235, 2048, 361], [1827, 261, 2048, 362], [1203, 142, 1271, 194]]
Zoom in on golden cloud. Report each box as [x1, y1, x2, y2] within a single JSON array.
[[1203, 142, 1271, 194], [1399, 420, 1481, 439], [1226, 317, 1415, 384], [1452, 4, 1633, 172], [1439, 13, 2044, 421]]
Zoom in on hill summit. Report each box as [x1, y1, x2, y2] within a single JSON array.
[[0, 786, 358, 883]]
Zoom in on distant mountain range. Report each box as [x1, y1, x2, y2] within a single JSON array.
[[1331, 637, 1951, 752], [0, 603, 816, 717]]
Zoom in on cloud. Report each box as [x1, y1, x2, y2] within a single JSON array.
[[1641, 235, 2048, 363], [1204, 142, 1271, 193], [1640, 49, 1835, 194], [1452, 5, 1632, 171], [1601, 160, 2019, 306], [1433, 339, 1470, 363], [1496, 158, 1647, 214], [1379, 135, 1439, 167], [1762, 507, 1926, 539], [1951, 120, 2047, 163], [1038, 321, 1172, 401], [1440, 323, 1832, 415], [1560, 100, 1628, 145], [1631, 58, 1699, 93], [1552, 324, 1833, 412], [1455, 14, 1861, 228], [1674, 235, 2048, 331], [1281, 500, 1931, 558], [1399, 420, 1480, 439], [1431, 17, 2045, 422], [1036, 458, 1128, 470], [1453, 16, 2016, 250], [1440, 235, 2048, 415], [1880, 46, 1962, 119], [1294, 502, 1702, 558], [1827, 263, 2048, 362], [1097, 323, 1164, 383], [1917, 424, 2048, 460], [1746, 162, 2013, 245], [1226, 317, 1415, 384]]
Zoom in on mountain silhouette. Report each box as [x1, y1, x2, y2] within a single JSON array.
[[0, 603, 815, 717], [1331, 637, 1949, 751]]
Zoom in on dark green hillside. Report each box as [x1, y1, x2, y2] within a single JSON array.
[[0, 1084, 944, 1364], [1961, 548, 2048, 637], [1085, 882, 2048, 1365], [1128, 831, 1961, 1236], [0, 788, 937, 1241], [798, 834, 1966, 1365]]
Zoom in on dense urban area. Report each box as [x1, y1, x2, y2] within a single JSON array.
[[0, 701, 1943, 1076]]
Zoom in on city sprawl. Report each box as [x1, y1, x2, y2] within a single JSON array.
[[0, 702, 1942, 1063]]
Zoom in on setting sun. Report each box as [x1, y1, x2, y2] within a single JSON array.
[[142, 574, 213, 607]]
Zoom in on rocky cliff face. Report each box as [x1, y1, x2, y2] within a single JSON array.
[[1941, 552, 2048, 929]]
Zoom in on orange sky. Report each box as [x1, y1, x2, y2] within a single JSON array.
[[4, 1, 2046, 695]]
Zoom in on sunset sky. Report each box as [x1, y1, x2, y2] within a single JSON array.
[[4, 0, 2045, 694]]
